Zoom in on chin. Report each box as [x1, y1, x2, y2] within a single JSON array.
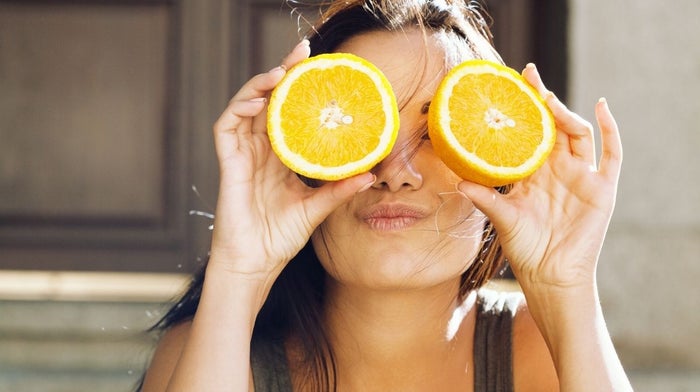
[[311, 225, 480, 290], [329, 248, 476, 292]]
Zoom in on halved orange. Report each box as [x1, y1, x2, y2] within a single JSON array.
[[267, 53, 399, 181], [428, 60, 556, 187]]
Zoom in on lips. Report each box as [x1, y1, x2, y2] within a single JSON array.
[[359, 203, 429, 231]]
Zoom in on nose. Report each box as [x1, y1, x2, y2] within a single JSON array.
[[371, 141, 424, 192]]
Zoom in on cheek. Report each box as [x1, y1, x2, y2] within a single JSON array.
[[422, 157, 481, 235], [433, 191, 481, 238], [310, 209, 354, 274], [310, 229, 330, 271]]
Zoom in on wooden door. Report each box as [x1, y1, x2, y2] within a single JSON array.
[[0, 0, 565, 274]]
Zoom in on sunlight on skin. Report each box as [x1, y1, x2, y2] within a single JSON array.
[[446, 290, 477, 340]]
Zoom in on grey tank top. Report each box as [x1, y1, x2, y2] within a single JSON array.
[[251, 289, 523, 392]]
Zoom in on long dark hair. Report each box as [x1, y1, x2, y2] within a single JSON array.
[[139, 1, 507, 391]]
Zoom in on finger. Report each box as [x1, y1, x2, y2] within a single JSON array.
[[523, 64, 596, 163], [281, 39, 311, 70], [229, 66, 287, 103], [229, 38, 309, 103], [522, 63, 548, 97], [543, 91, 596, 163], [304, 172, 376, 228], [213, 97, 267, 138], [250, 40, 312, 132], [456, 181, 516, 235], [595, 98, 623, 180], [215, 59, 292, 136]]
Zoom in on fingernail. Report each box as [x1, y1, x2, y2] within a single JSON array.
[[356, 174, 376, 193], [268, 65, 286, 73], [296, 39, 310, 49], [455, 183, 468, 198], [598, 97, 608, 104], [249, 97, 267, 103]]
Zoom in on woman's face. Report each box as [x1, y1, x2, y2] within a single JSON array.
[[311, 29, 484, 291]]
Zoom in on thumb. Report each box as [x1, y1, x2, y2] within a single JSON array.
[[304, 173, 376, 228], [457, 181, 513, 231]]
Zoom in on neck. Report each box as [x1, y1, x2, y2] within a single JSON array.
[[321, 279, 477, 390]]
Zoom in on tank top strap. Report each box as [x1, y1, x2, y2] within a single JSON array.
[[473, 288, 524, 392], [250, 335, 293, 392]]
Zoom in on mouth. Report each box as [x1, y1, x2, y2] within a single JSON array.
[[359, 203, 429, 232]]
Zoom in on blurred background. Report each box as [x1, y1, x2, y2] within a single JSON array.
[[0, 0, 698, 391]]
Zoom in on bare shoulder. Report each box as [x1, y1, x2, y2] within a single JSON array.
[[512, 300, 559, 391], [141, 320, 192, 392]]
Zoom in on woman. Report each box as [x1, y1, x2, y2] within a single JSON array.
[[141, 1, 632, 391]]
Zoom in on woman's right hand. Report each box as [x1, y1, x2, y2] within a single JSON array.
[[208, 39, 375, 287]]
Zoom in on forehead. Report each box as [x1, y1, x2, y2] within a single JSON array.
[[334, 29, 447, 106]]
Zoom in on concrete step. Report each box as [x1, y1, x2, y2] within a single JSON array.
[[0, 300, 169, 336], [0, 368, 139, 392], [0, 300, 168, 392], [0, 335, 153, 372]]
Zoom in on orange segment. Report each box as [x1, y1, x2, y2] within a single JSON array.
[[428, 60, 556, 187], [267, 53, 399, 181]]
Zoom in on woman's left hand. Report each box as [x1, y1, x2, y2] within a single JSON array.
[[457, 63, 622, 292]]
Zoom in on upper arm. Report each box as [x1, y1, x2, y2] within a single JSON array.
[[512, 303, 560, 392], [141, 321, 192, 392]]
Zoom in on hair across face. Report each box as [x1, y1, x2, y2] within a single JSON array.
[[304, 0, 508, 296], [310, 28, 484, 292]]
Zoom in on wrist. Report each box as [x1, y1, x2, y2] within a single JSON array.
[[203, 260, 280, 314], [522, 284, 631, 391], [523, 283, 602, 340]]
